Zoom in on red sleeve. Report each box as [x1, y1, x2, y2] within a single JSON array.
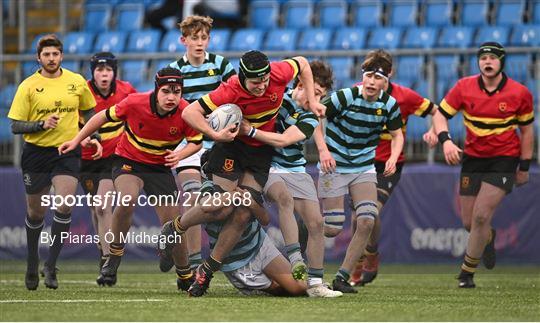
[[271, 59, 299, 86], [401, 86, 433, 118], [105, 95, 130, 122], [199, 81, 238, 114], [517, 86, 534, 125], [439, 79, 464, 119]]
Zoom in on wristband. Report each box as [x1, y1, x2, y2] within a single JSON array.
[[247, 127, 257, 138], [519, 159, 531, 172], [438, 131, 452, 144]]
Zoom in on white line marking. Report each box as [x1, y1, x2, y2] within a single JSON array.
[[0, 299, 165, 303]]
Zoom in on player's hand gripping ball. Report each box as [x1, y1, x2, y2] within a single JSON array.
[[207, 103, 243, 132]]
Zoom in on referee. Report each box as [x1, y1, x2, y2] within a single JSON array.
[[8, 34, 99, 290]]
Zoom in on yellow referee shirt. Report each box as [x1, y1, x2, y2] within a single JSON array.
[[8, 68, 96, 147]]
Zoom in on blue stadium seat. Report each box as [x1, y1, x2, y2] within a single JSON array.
[[510, 25, 540, 47], [351, 1, 382, 27], [402, 27, 438, 48], [298, 28, 332, 50], [160, 30, 181, 53], [474, 26, 510, 46], [326, 57, 354, 82], [115, 3, 144, 31], [368, 27, 403, 50], [0, 116, 13, 142], [264, 29, 298, 51], [468, 55, 480, 75], [22, 61, 39, 77], [83, 4, 112, 32], [134, 80, 154, 92], [0, 84, 16, 110], [208, 29, 231, 52], [387, 0, 418, 27], [391, 78, 414, 89], [396, 56, 424, 81], [62, 60, 81, 73], [460, 0, 489, 26], [405, 116, 428, 140], [229, 29, 264, 51], [249, 0, 280, 29], [63, 32, 95, 54], [434, 55, 460, 80], [27, 33, 48, 53], [284, 0, 313, 28], [151, 59, 172, 76], [318, 0, 348, 28], [494, 0, 525, 26], [534, 1, 540, 24], [334, 78, 357, 89], [126, 29, 161, 53], [438, 26, 473, 48], [505, 54, 531, 82], [331, 27, 367, 50], [121, 60, 148, 85], [424, 0, 453, 27], [94, 31, 127, 53], [526, 79, 538, 103]]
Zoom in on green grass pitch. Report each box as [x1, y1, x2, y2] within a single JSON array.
[[1, 261, 538, 321]]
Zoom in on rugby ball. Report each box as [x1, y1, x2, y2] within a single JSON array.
[[207, 103, 243, 132]]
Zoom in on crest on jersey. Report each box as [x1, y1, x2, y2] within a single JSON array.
[[223, 159, 234, 172], [208, 69, 215, 76], [270, 93, 278, 102], [169, 127, 178, 135], [498, 102, 507, 112], [121, 164, 132, 172], [376, 109, 382, 116], [461, 176, 470, 189]]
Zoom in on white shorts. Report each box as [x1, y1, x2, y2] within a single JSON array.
[[263, 167, 318, 202], [173, 142, 206, 170], [223, 235, 281, 295], [318, 170, 377, 198]]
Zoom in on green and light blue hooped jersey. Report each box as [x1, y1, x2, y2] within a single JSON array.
[[205, 217, 266, 272], [272, 88, 319, 172], [169, 52, 236, 149], [321, 85, 402, 173]]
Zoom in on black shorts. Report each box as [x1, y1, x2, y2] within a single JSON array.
[[21, 142, 80, 194], [202, 140, 274, 188], [460, 154, 519, 196], [375, 161, 404, 204], [80, 156, 115, 195], [111, 155, 177, 197]]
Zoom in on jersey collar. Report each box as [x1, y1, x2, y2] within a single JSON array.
[[477, 72, 508, 96], [183, 52, 209, 65], [90, 80, 116, 100], [150, 91, 178, 118]]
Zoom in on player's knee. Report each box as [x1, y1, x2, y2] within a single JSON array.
[[323, 209, 345, 237], [355, 217, 375, 234], [274, 190, 294, 212], [305, 215, 324, 235], [27, 208, 45, 221], [472, 210, 490, 227]]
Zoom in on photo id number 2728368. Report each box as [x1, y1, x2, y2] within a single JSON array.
[[182, 191, 252, 207]]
